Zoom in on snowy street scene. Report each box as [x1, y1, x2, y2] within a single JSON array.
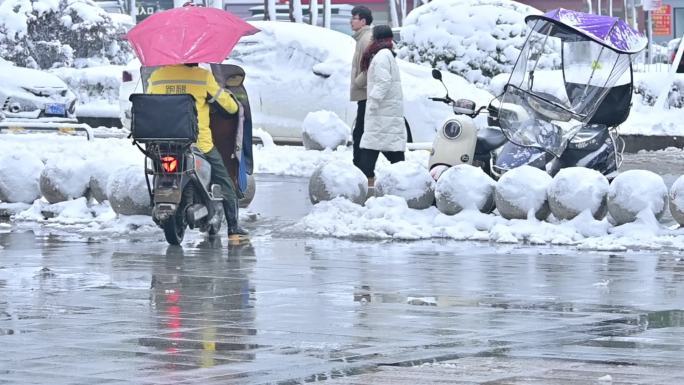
[[3, 0, 684, 383]]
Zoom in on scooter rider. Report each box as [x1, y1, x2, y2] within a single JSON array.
[[147, 63, 249, 240]]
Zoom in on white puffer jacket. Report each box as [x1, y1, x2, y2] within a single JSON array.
[[360, 48, 406, 152]]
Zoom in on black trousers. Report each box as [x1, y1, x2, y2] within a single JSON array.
[[357, 149, 405, 178], [352, 100, 366, 170], [203, 147, 239, 229]]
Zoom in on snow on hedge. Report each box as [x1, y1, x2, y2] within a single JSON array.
[[0, 0, 132, 69], [397, 0, 557, 87]]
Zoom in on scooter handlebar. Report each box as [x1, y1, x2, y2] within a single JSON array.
[[428, 97, 453, 104]]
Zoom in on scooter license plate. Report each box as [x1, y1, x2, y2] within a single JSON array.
[[45, 103, 66, 116]]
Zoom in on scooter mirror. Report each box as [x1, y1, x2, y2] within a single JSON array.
[[431, 69, 442, 81]]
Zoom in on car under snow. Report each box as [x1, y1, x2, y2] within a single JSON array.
[[0, 59, 77, 121], [119, 21, 492, 143]]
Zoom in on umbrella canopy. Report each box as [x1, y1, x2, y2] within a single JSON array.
[[525, 8, 647, 54], [125, 6, 260, 66]]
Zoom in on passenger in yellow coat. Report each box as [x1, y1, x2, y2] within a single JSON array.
[[147, 64, 248, 239]]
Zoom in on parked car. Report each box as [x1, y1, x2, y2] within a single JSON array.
[[119, 21, 491, 143], [0, 59, 77, 120]]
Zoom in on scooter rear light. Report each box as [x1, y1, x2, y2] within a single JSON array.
[[161, 156, 178, 173], [122, 70, 133, 82]]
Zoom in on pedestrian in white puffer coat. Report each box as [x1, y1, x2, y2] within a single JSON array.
[[358, 25, 406, 185]]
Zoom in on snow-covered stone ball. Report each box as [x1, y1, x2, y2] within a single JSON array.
[[495, 165, 551, 220], [302, 110, 350, 151], [548, 167, 609, 220], [0, 150, 44, 203], [670, 175, 684, 226], [39, 157, 91, 204], [435, 164, 495, 215], [309, 160, 368, 205], [375, 161, 435, 210], [238, 174, 256, 208], [106, 165, 152, 216], [608, 170, 668, 225], [89, 161, 116, 203]]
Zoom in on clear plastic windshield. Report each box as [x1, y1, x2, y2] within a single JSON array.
[[500, 19, 632, 157]]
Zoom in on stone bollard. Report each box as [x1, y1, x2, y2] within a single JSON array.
[[548, 167, 609, 220], [608, 170, 668, 225], [309, 160, 368, 205], [670, 175, 684, 226], [495, 165, 551, 220], [375, 161, 435, 210], [0, 150, 44, 203], [301, 111, 350, 151], [39, 158, 91, 204], [106, 165, 152, 216], [435, 164, 495, 215]]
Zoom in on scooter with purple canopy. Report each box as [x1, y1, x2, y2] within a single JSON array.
[[427, 8, 647, 181]]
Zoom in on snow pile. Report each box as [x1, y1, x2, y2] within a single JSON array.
[[308, 160, 368, 205], [0, 149, 43, 203], [375, 161, 435, 209], [608, 170, 668, 225], [435, 164, 495, 214], [398, 0, 556, 86], [548, 167, 609, 220], [669, 175, 684, 226], [495, 165, 551, 220], [301, 110, 350, 151], [0, 0, 132, 69]]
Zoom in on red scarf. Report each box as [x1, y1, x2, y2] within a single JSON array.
[[360, 38, 394, 72]]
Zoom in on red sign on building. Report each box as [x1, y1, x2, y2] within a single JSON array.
[[653, 4, 672, 36]]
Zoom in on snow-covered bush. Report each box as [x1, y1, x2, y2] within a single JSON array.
[[548, 167, 609, 220], [608, 170, 668, 225], [495, 165, 551, 220], [634, 77, 684, 108], [0, 150, 44, 203], [435, 164, 495, 215], [0, 0, 132, 69], [397, 0, 557, 87], [309, 160, 368, 205], [375, 161, 434, 209], [301, 110, 350, 151]]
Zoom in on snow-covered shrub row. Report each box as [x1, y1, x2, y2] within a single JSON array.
[[0, 0, 133, 69], [634, 76, 684, 109], [397, 0, 558, 86]]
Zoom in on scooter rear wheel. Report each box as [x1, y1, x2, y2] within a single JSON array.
[[162, 208, 186, 245]]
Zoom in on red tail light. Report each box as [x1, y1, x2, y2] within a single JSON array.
[[122, 70, 133, 82], [161, 156, 178, 173]]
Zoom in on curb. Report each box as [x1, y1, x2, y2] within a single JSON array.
[[623, 135, 684, 153]]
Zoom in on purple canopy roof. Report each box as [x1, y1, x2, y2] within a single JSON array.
[[525, 8, 647, 54]]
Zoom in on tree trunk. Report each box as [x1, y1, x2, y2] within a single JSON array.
[[309, 0, 318, 27], [323, 0, 331, 29], [388, 0, 399, 28], [289, 0, 302, 22], [264, 0, 276, 20]]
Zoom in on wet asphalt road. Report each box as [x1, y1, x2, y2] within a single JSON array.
[[1, 151, 684, 384]]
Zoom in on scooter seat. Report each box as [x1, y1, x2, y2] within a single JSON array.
[[476, 127, 507, 154]]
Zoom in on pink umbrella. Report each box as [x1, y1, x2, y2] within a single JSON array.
[[125, 5, 259, 66]]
